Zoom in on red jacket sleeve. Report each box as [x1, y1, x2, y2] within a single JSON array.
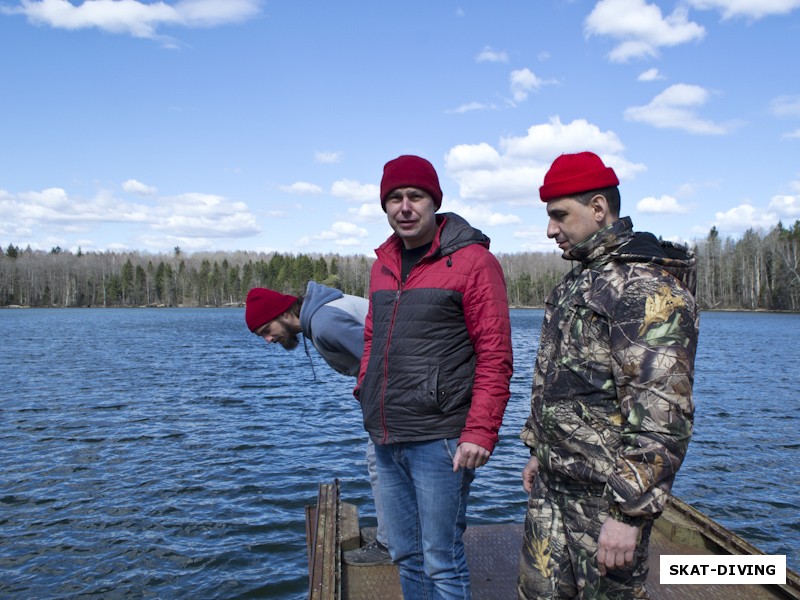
[[459, 248, 513, 453]]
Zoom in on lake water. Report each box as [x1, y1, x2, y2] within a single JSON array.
[[1, 308, 798, 599]]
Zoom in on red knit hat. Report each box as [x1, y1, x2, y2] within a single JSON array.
[[380, 155, 443, 211], [245, 288, 298, 332], [539, 152, 619, 202]]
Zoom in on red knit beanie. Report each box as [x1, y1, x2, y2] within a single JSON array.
[[380, 155, 443, 211], [245, 288, 298, 332], [539, 152, 619, 202]]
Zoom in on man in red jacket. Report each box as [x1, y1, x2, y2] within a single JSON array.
[[355, 155, 513, 599]]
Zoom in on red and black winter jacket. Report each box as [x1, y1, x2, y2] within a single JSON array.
[[355, 213, 513, 453]]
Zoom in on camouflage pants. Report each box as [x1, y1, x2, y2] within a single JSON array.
[[517, 472, 652, 600]]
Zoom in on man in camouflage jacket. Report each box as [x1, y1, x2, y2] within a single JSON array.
[[518, 152, 699, 600]]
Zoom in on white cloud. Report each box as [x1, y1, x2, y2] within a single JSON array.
[[769, 194, 800, 217], [280, 182, 324, 195], [8, 187, 151, 227], [512, 225, 553, 252], [348, 203, 385, 223], [449, 163, 543, 206], [0, 184, 261, 247], [331, 221, 368, 237], [770, 95, 800, 118], [331, 179, 379, 202], [442, 198, 521, 228], [299, 220, 369, 249], [314, 151, 343, 164], [638, 67, 664, 81], [449, 66, 554, 114], [444, 117, 645, 205], [636, 194, 690, 214], [782, 129, 800, 140], [122, 179, 157, 196], [445, 101, 498, 114], [585, 0, 706, 62], [625, 83, 729, 134], [152, 192, 259, 237], [2, 0, 261, 43], [686, 0, 800, 20], [475, 46, 508, 63], [446, 142, 502, 171], [499, 117, 628, 160], [509, 68, 556, 102], [714, 204, 778, 233]]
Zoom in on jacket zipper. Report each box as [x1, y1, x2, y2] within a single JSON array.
[[379, 285, 402, 444]]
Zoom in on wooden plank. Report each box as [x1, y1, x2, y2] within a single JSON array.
[[305, 505, 317, 570], [659, 496, 800, 600], [339, 502, 361, 553], [307, 481, 341, 600]]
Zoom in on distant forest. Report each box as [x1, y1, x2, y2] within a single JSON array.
[[2, 221, 799, 311]]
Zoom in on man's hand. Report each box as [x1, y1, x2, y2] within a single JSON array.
[[452, 442, 490, 471], [597, 515, 639, 574], [521, 456, 539, 493]]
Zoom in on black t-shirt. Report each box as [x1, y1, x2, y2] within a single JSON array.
[[401, 242, 432, 283]]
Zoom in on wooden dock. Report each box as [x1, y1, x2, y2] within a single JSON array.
[[306, 480, 799, 600]]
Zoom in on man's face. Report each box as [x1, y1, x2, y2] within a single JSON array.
[[546, 196, 603, 258], [256, 315, 299, 350], [385, 187, 438, 249]]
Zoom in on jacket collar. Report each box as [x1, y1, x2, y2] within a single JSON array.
[[565, 217, 634, 266]]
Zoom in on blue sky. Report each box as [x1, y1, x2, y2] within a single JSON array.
[[1, 0, 799, 256]]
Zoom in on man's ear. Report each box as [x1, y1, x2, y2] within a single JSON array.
[[287, 311, 302, 333], [589, 194, 612, 226]]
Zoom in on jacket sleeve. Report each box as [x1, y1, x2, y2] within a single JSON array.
[[354, 287, 375, 400], [605, 275, 698, 519], [459, 249, 513, 453]]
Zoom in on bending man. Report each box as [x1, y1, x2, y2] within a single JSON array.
[[245, 281, 391, 565]]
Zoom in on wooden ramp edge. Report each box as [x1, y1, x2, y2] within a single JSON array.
[[656, 495, 800, 600]]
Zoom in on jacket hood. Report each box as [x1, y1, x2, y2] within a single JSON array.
[[435, 212, 491, 257], [570, 217, 697, 296], [299, 281, 344, 336]]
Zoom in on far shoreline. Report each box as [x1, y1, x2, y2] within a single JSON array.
[[3, 305, 799, 314]]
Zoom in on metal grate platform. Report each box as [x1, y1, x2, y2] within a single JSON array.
[[308, 482, 800, 600]]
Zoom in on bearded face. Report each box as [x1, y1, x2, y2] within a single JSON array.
[[256, 315, 300, 350]]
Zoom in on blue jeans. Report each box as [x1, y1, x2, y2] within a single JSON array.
[[374, 438, 475, 600], [365, 438, 388, 547]]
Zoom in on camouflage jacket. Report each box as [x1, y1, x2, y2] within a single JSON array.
[[521, 217, 699, 521]]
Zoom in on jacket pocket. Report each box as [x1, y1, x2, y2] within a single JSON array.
[[423, 364, 441, 412]]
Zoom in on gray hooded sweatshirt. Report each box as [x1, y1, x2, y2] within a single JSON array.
[[299, 281, 368, 377]]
